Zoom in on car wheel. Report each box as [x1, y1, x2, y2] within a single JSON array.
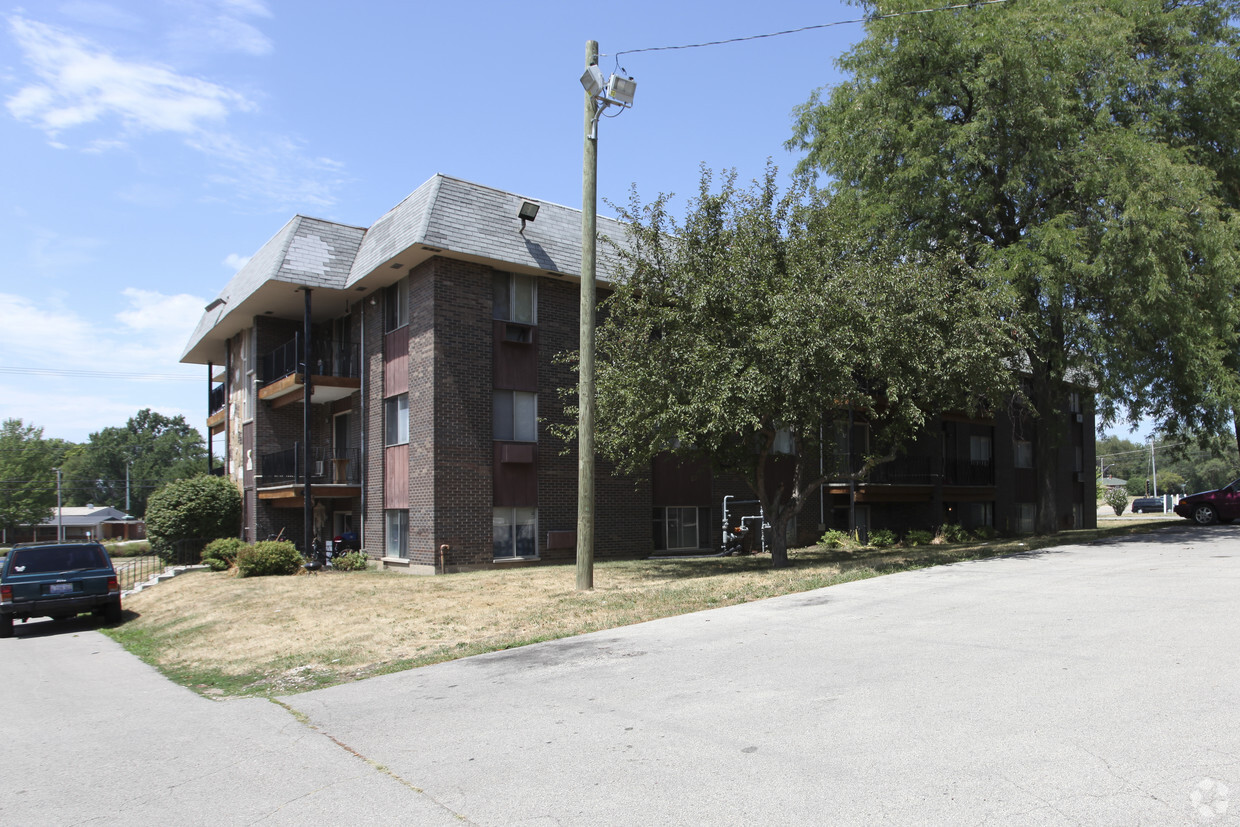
[[0, 614, 12, 638], [104, 598, 122, 624], [1193, 504, 1219, 526]]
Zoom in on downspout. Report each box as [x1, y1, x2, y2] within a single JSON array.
[[358, 297, 367, 552], [207, 361, 214, 476], [303, 288, 314, 560]]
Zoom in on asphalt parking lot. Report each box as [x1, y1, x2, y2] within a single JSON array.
[[4, 525, 1238, 825]]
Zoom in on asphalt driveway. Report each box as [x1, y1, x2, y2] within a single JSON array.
[[4, 526, 1238, 825]]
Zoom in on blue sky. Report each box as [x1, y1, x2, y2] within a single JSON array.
[[1, 0, 869, 443], [1, 1, 1145, 445]]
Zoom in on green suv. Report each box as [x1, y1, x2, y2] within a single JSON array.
[[0, 542, 122, 637]]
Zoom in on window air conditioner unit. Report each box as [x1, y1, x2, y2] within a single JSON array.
[[1074, 413, 1084, 424]]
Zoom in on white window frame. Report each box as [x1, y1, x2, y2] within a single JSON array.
[[664, 506, 700, 550], [493, 507, 537, 559], [385, 278, 409, 332], [493, 390, 537, 442], [384, 394, 409, 446], [1016, 503, 1036, 534], [1014, 440, 1033, 469], [493, 273, 537, 325], [385, 509, 408, 558]]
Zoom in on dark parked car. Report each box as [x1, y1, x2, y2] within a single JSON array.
[[1173, 478, 1240, 525], [1131, 497, 1166, 513], [0, 542, 121, 637]]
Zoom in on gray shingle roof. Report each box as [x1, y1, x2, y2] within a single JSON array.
[[182, 174, 632, 365]]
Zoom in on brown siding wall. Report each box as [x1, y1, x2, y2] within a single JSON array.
[[384, 327, 409, 395], [385, 444, 409, 508]]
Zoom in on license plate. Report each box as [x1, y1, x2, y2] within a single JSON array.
[[48, 583, 73, 595]]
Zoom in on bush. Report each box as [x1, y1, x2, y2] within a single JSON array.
[[332, 551, 369, 571], [938, 523, 968, 543], [104, 541, 151, 558], [868, 528, 897, 548], [202, 537, 246, 572], [904, 529, 934, 546], [236, 540, 303, 578], [819, 529, 852, 549], [145, 475, 242, 555], [972, 526, 998, 541], [1105, 487, 1129, 516]]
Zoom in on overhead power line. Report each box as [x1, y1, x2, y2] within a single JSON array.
[[0, 366, 198, 382], [612, 0, 1011, 58]]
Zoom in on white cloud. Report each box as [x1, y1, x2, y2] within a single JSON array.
[[6, 16, 254, 136], [0, 291, 206, 441], [5, 10, 345, 211], [223, 253, 251, 271]]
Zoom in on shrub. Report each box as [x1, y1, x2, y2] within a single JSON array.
[[819, 529, 852, 549], [904, 529, 934, 546], [1105, 487, 1129, 516], [938, 523, 968, 543], [972, 526, 998, 541], [332, 551, 369, 572], [236, 540, 302, 578], [145, 475, 242, 555], [202, 537, 247, 572], [104, 541, 151, 558], [868, 528, 897, 548]]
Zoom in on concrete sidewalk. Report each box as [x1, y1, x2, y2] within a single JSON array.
[[5, 527, 1238, 825]]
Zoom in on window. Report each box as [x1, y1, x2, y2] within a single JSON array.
[[1016, 503, 1035, 534], [493, 273, 536, 325], [494, 507, 537, 559], [1074, 446, 1083, 473], [240, 329, 254, 421], [969, 435, 992, 462], [1014, 440, 1033, 469], [967, 501, 994, 528], [1068, 391, 1081, 413], [384, 278, 409, 332], [771, 427, 794, 455], [384, 394, 409, 446], [494, 390, 537, 441], [385, 509, 408, 558], [653, 506, 710, 551]]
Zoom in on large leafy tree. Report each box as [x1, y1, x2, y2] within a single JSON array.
[[589, 168, 1019, 567], [789, 0, 1240, 532], [61, 409, 206, 517], [0, 419, 72, 538]]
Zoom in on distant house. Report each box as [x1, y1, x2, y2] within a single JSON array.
[[1101, 476, 1128, 491], [7, 506, 145, 545]]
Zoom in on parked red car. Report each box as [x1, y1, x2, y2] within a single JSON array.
[[1173, 479, 1240, 525]]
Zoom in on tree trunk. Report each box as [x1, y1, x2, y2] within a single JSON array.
[[1232, 408, 1240, 460], [1030, 371, 1063, 535], [768, 507, 793, 568]]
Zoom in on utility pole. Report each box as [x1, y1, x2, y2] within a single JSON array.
[[577, 39, 599, 591], [125, 463, 131, 513]]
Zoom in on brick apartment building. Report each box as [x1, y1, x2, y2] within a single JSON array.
[[181, 174, 1096, 574]]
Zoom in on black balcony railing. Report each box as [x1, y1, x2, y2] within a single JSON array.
[[831, 453, 935, 485], [944, 458, 995, 486], [258, 445, 361, 485], [259, 336, 360, 386], [209, 383, 226, 415]]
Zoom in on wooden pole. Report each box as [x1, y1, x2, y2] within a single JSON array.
[[576, 39, 599, 591]]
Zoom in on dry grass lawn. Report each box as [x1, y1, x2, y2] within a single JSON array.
[[106, 520, 1173, 697]]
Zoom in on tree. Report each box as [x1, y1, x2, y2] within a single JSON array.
[[145, 475, 241, 555], [61, 409, 206, 517], [0, 419, 70, 538], [584, 167, 1019, 567], [789, 0, 1240, 533]]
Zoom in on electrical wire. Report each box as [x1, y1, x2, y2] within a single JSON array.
[[610, 0, 1011, 60], [0, 366, 198, 382]]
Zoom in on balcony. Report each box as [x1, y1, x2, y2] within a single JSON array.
[[257, 336, 360, 408], [831, 453, 935, 486], [256, 445, 361, 506], [206, 383, 227, 433], [944, 458, 995, 487]]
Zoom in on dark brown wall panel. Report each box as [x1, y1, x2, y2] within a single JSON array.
[[492, 320, 538, 391], [494, 442, 537, 506]]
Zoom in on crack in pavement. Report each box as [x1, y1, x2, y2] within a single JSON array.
[[267, 699, 472, 824]]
